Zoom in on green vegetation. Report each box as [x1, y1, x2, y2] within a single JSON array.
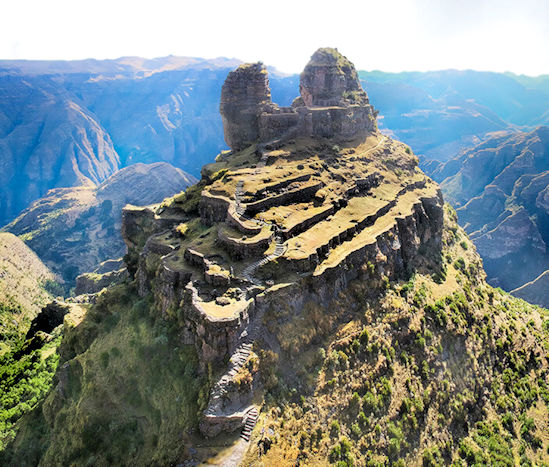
[[242, 204, 549, 466], [0, 303, 27, 352], [1, 284, 208, 466], [0, 334, 60, 450]]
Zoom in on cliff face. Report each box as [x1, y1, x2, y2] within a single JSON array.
[[299, 48, 368, 107], [220, 63, 274, 151], [220, 48, 377, 152], [432, 127, 549, 298]]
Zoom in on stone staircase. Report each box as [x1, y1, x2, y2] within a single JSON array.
[[240, 406, 259, 441], [234, 180, 287, 286], [203, 342, 254, 419], [200, 304, 266, 438], [241, 235, 286, 286]]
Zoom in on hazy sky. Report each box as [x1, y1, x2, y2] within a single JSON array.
[[3, 0, 549, 75]]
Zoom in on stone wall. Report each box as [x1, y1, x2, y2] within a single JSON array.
[[219, 63, 273, 151], [219, 48, 378, 152]]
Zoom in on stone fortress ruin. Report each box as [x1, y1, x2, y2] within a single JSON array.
[[122, 47, 443, 439], [220, 48, 379, 151]]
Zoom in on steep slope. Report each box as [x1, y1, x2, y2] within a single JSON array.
[[241, 205, 549, 466], [0, 233, 58, 351], [0, 76, 120, 225], [3, 49, 548, 467], [4, 162, 196, 284], [431, 127, 549, 296], [0, 234, 63, 450], [512, 270, 549, 308]]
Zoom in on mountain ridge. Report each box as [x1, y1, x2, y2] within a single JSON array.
[[2, 57, 549, 226], [3, 48, 548, 466], [430, 127, 549, 301]]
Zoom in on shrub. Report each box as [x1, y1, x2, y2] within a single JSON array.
[[520, 417, 542, 448], [363, 391, 378, 413], [338, 350, 349, 368], [359, 329, 370, 345], [358, 411, 368, 427], [350, 392, 361, 408], [453, 257, 466, 272], [330, 419, 341, 437], [422, 446, 443, 466]]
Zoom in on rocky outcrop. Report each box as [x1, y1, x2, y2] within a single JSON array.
[[299, 48, 369, 107], [220, 63, 275, 151], [74, 268, 128, 295], [120, 50, 443, 440], [219, 48, 377, 151]]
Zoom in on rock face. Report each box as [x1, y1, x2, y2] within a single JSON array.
[[74, 268, 128, 295], [4, 162, 196, 283], [220, 48, 377, 151], [220, 63, 274, 151], [432, 127, 549, 293], [299, 48, 368, 107]]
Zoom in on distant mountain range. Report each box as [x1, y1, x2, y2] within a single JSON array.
[[431, 127, 549, 305], [3, 162, 196, 284], [2, 56, 549, 226], [360, 70, 549, 160]]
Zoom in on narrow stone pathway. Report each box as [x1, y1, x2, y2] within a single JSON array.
[[240, 406, 259, 441], [234, 181, 286, 287], [203, 342, 254, 418], [201, 135, 392, 462]]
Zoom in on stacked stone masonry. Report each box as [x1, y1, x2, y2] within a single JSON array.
[[220, 48, 378, 152]]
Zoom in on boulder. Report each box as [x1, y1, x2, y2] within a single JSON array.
[[26, 300, 70, 340]]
